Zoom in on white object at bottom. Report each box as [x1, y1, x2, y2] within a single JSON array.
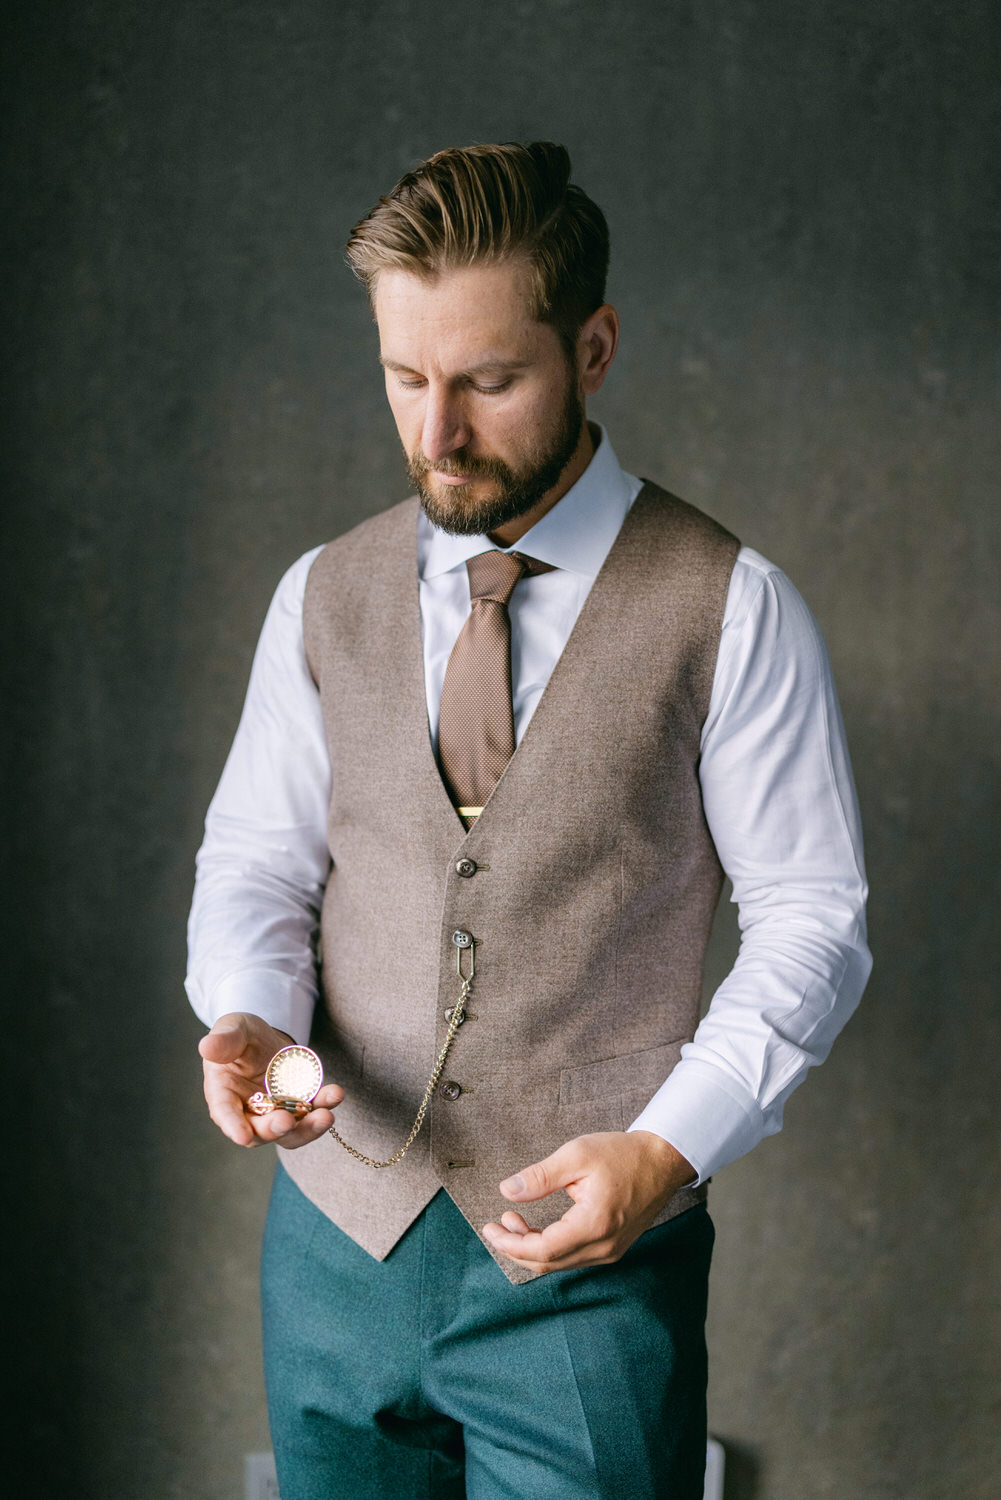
[[704, 1436, 726, 1500], [245, 1452, 280, 1500]]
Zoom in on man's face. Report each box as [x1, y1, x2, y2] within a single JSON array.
[[375, 259, 587, 538]]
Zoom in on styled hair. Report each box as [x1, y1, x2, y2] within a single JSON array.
[[346, 142, 609, 348]]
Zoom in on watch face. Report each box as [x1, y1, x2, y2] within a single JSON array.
[[266, 1045, 323, 1105]]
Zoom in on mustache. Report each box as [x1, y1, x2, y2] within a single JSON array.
[[408, 450, 511, 482]]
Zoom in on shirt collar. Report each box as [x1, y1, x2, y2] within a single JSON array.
[[418, 425, 641, 580]]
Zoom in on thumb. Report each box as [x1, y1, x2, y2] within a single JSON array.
[[199, 1016, 246, 1061], [499, 1142, 580, 1203], [198, 1013, 276, 1067]]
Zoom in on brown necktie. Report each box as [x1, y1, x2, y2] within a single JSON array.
[[438, 550, 553, 825]]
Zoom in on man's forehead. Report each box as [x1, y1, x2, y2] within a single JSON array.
[[374, 259, 544, 349]]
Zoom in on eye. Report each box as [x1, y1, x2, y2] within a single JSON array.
[[395, 376, 426, 390], [471, 379, 511, 395]]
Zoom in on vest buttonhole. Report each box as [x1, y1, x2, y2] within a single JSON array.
[[446, 1160, 475, 1169]]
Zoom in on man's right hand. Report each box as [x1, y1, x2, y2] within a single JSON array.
[[199, 1012, 344, 1149]]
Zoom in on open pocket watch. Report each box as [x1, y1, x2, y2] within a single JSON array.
[[247, 1045, 324, 1115]]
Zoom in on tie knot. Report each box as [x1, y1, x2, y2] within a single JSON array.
[[465, 550, 527, 605], [466, 550, 554, 604]]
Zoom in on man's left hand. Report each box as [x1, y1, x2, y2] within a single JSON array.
[[481, 1130, 696, 1274]]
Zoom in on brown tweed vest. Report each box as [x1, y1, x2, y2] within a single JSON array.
[[283, 481, 739, 1285]]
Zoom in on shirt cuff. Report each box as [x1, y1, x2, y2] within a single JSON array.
[[627, 1056, 766, 1185], [184, 971, 316, 1047]]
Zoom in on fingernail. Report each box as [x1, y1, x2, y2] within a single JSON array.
[[500, 1174, 525, 1196]]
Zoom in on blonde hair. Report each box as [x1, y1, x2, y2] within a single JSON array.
[[346, 142, 609, 349]]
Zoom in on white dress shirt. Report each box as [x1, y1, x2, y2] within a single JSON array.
[[186, 427, 871, 1185]]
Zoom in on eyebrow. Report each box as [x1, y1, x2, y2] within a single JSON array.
[[379, 356, 531, 376]]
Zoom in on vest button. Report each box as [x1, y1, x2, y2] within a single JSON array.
[[455, 858, 477, 878], [451, 929, 473, 948], [443, 1007, 465, 1025], [439, 1080, 462, 1101]]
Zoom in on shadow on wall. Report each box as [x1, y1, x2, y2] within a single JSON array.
[[720, 1438, 761, 1500]]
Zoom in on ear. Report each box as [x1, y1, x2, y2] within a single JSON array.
[[577, 304, 620, 395]]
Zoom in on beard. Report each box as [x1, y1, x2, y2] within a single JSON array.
[[407, 377, 586, 537]]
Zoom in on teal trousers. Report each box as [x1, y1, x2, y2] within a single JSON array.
[[261, 1167, 713, 1499]]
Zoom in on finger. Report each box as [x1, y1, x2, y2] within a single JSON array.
[[313, 1083, 345, 1110], [199, 1013, 277, 1073], [481, 1225, 615, 1273], [198, 1016, 249, 1065], [204, 1070, 262, 1147], [228, 1100, 336, 1151], [499, 1140, 584, 1204], [482, 1203, 602, 1267], [267, 1085, 343, 1142], [202, 1046, 278, 1145], [500, 1210, 531, 1234], [494, 1242, 615, 1274], [273, 1106, 338, 1150], [199, 1013, 292, 1074]]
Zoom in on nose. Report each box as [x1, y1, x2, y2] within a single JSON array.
[[421, 385, 470, 464]]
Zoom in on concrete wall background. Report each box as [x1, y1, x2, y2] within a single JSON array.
[[4, 3, 999, 1496]]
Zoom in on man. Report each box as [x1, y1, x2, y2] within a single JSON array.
[[187, 142, 871, 1499]]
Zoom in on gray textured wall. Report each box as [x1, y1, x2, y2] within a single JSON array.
[[5, 3, 999, 1497]]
